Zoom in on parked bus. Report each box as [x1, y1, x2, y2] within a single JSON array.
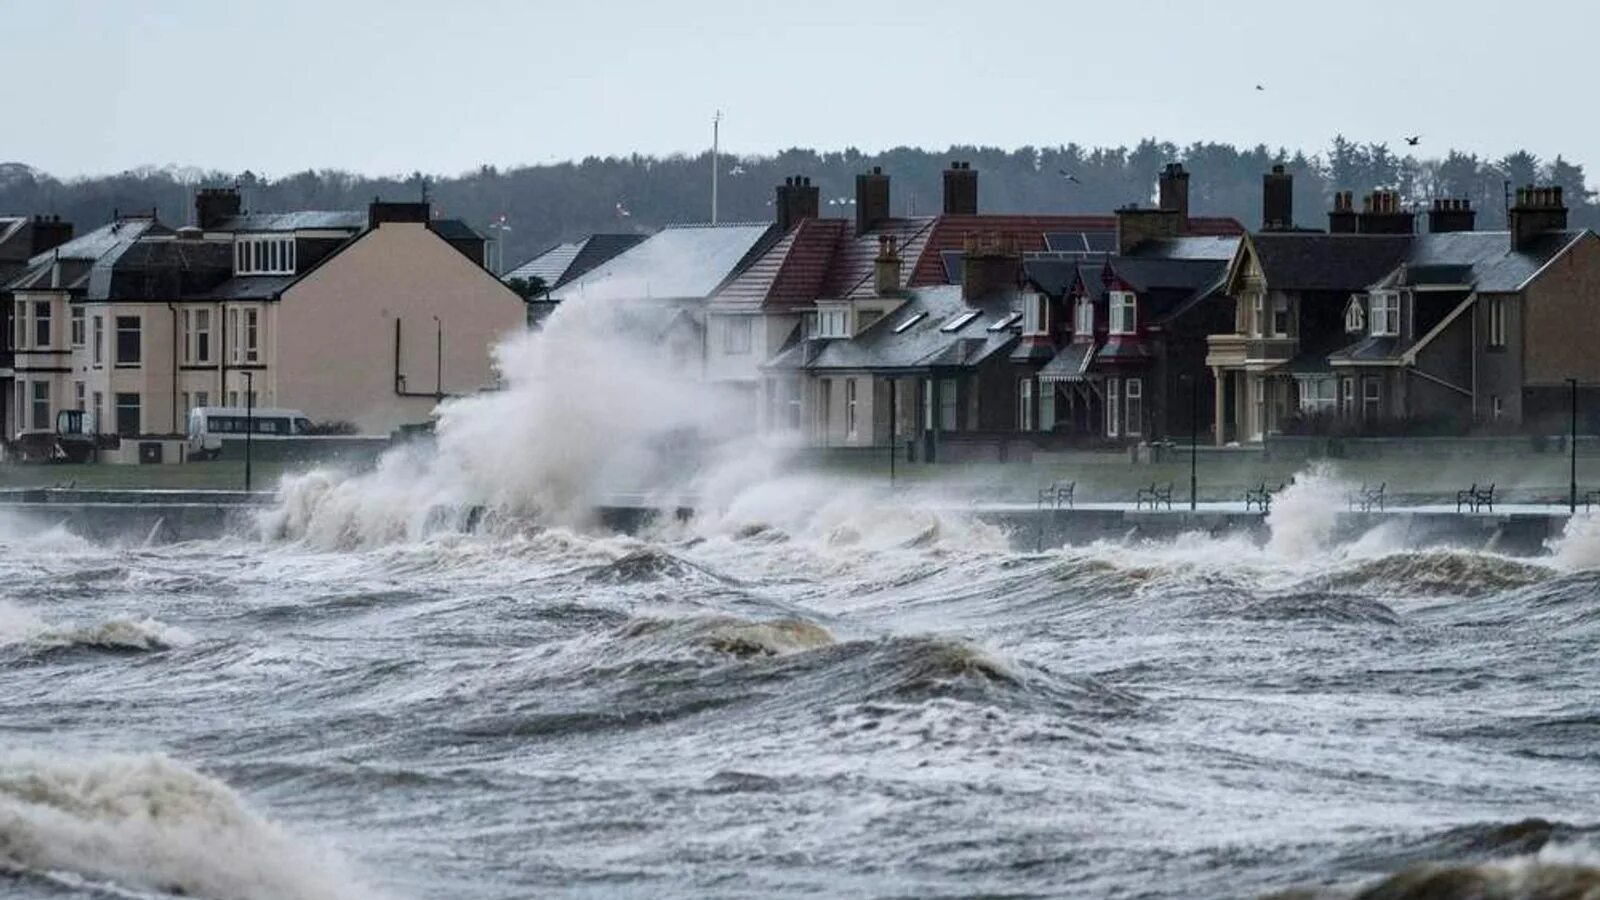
[[187, 406, 312, 459]]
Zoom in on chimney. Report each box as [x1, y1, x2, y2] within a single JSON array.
[[1115, 203, 1182, 254], [942, 161, 978, 215], [28, 214, 73, 255], [1427, 198, 1476, 234], [774, 175, 820, 233], [195, 187, 242, 230], [1328, 190, 1358, 234], [1509, 185, 1568, 251], [874, 235, 903, 296], [1158, 162, 1190, 227], [1262, 165, 1293, 232], [1356, 190, 1414, 235], [855, 166, 891, 235], [960, 232, 1021, 302], [368, 199, 430, 228]]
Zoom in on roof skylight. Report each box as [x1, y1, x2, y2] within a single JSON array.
[[940, 311, 981, 333], [892, 312, 927, 334], [987, 311, 1022, 331]]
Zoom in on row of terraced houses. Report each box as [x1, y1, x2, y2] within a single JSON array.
[[508, 161, 1600, 460]]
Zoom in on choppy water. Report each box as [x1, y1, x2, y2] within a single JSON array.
[[5, 495, 1600, 899]]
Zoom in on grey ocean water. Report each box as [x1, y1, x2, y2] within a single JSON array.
[[5, 486, 1600, 899]]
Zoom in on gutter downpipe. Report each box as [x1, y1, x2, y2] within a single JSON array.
[[167, 301, 179, 434]]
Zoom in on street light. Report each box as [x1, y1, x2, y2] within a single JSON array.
[[242, 370, 254, 493], [1569, 377, 1579, 514], [1181, 373, 1199, 510]]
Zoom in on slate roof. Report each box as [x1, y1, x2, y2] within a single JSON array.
[[1127, 235, 1241, 261], [1400, 229, 1586, 293], [766, 285, 1019, 373], [505, 233, 647, 290], [0, 217, 28, 264], [4, 218, 164, 293], [1327, 335, 1404, 363], [1037, 342, 1096, 381], [211, 211, 366, 232], [85, 239, 234, 301], [428, 219, 483, 241], [552, 222, 777, 303], [1246, 233, 1413, 292]]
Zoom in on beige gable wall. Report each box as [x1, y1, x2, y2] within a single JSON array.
[[275, 222, 525, 433]]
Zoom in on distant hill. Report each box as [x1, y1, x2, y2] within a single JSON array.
[[3, 138, 1594, 271]]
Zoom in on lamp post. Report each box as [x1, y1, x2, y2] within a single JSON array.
[[1181, 373, 1199, 510], [711, 110, 723, 224], [1569, 377, 1579, 514], [242, 370, 254, 493], [888, 378, 897, 488]]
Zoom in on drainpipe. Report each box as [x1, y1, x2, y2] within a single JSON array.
[[167, 302, 179, 434], [219, 300, 228, 405]]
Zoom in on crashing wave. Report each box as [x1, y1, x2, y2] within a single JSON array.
[[1549, 512, 1600, 570], [618, 614, 836, 659], [0, 601, 192, 654], [0, 751, 386, 900], [1312, 551, 1551, 597]]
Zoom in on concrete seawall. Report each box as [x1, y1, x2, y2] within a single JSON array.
[[0, 490, 1575, 557]]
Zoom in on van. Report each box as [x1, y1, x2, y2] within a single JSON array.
[[187, 406, 311, 460]]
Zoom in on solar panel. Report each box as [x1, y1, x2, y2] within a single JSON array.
[[1044, 232, 1089, 252], [940, 250, 963, 284], [1084, 232, 1117, 253], [940, 311, 981, 333], [892, 312, 927, 334]]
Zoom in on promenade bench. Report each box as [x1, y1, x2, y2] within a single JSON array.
[[1244, 482, 1283, 513], [1349, 482, 1386, 512], [1456, 483, 1495, 513], [1586, 489, 1600, 513], [1135, 483, 1173, 511], [1036, 481, 1076, 511]]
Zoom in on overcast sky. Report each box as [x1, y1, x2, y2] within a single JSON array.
[[6, 0, 1593, 178]]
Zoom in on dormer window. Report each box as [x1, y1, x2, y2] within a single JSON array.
[[1344, 296, 1366, 334], [1019, 294, 1047, 336], [815, 306, 849, 338], [1109, 291, 1136, 335], [1369, 291, 1400, 337], [1075, 298, 1094, 336], [235, 235, 296, 275]]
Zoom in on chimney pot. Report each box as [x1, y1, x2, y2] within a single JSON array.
[[942, 160, 979, 215]]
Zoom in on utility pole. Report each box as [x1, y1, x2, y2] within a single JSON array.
[[242, 370, 254, 493], [1570, 377, 1579, 514], [711, 110, 722, 224], [1189, 374, 1199, 511], [889, 379, 897, 488]]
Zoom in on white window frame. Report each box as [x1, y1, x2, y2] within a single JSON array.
[[92, 314, 104, 366], [1362, 377, 1382, 419], [1018, 378, 1035, 431], [1488, 296, 1506, 348], [1345, 297, 1365, 334], [1369, 292, 1400, 337], [723, 316, 753, 355], [1491, 394, 1503, 420], [1125, 377, 1143, 436], [939, 378, 957, 432], [74, 381, 85, 412], [815, 306, 849, 339], [1075, 298, 1094, 336], [1040, 382, 1056, 431], [1021, 294, 1047, 336], [244, 308, 260, 363], [1271, 294, 1290, 337], [33, 300, 51, 349], [30, 380, 49, 432], [1108, 291, 1136, 336], [12, 300, 25, 351], [1106, 377, 1120, 437], [1252, 292, 1266, 337], [845, 378, 858, 437], [70, 306, 85, 347], [234, 235, 296, 276]]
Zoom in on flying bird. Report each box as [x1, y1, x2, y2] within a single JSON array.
[[1255, 84, 1265, 91], [615, 202, 631, 218], [728, 165, 746, 176], [1057, 170, 1081, 184], [1405, 135, 1422, 147]]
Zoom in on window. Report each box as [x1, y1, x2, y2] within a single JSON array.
[[1021, 294, 1047, 335], [940, 310, 980, 333], [1341, 377, 1355, 416], [115, 316, 141, 365], [229, 308, 240, 362], [922, 379, 934, 431], [1075, 298, 1094, 336], [1299, 377, 1337, 413], [939, 378, 957, 432], [70, 307, 85, 347], [1018, 379, 1035, 431], [1252, 293, 1266, 337], [1362, 377, 1382, 420], [229, 390, 239, 407], [234, 236, 295, 275], [1125, 378, 1143, 436], [1369, 292, 1400, 337], [1271, 295, 1290, 337], [182, 309, 214, 364], [1106, 378, 1120, 437], [1040, 380, 1056, 431], [12, 300, 24, 350], [92, 392, 103, 432], [1345, 297, 1365, 334], [893, 312, 926, 334], [33, 301, 50, 349], [244, 309, 260, 362], [1109, 291, 1137, 335], [817, 378, 831, 438], [816, 307, 849, 338], [845, 378, 858, 437], [723, 317, 752, 355], [1488, 296, 1507, 348], [195, 391, 209, 409], [74, 381, 85, 412], [784, 380, 801, 431], [30, 382, 49, 432], [1491, 395, 1503, 420], [115, 393, 140, 436], [92, 315, 104, 366], [182, 391, 190, 421]]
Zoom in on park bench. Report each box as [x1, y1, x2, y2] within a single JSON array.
[[1244, 482, 1283, 513], [1456, 483, 1495, 513], [1036, 481, 1076, 511], [1585, 489, 1600, 513], [1348, 482, 1386, 512], [1135, 482, 1173, 511]]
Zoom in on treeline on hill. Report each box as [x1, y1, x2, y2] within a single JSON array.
[[2, 137, 1595, 270]]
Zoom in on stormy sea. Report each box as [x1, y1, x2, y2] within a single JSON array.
[[6, 300, 1600, 900]]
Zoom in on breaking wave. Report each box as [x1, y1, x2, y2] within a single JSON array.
[[1311, 551, 1552, 596], [0, 752, 386, 900], [0, 601, 192, 655], [1548, 511, 1600, 570]]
